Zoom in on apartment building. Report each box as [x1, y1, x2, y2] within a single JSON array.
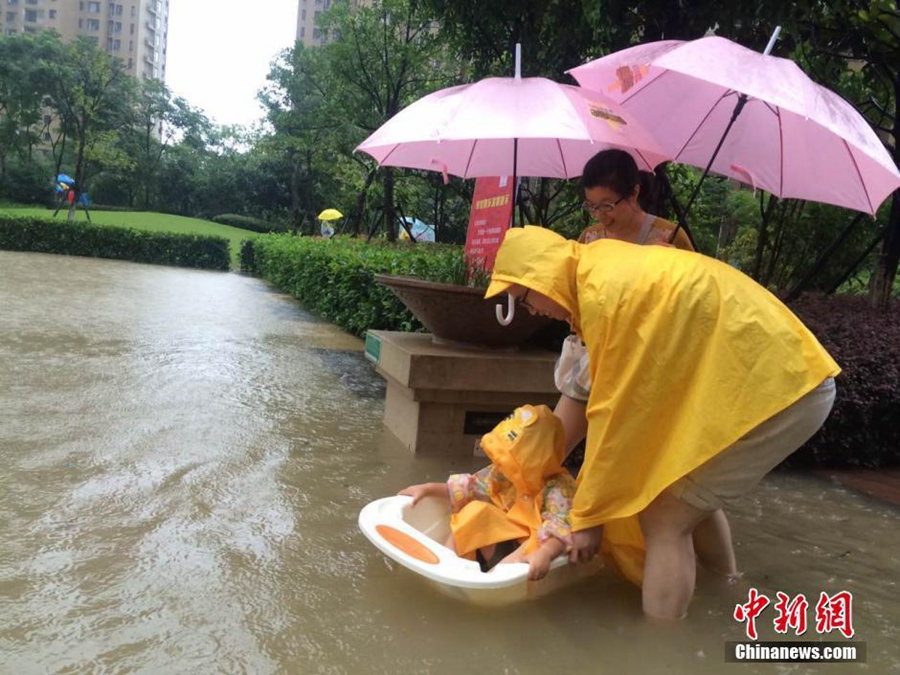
[[296, 0, 373, 47], [0, 0, 169, 82]]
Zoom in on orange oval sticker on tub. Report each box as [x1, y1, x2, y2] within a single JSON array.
[[375, 525, 440, 565]]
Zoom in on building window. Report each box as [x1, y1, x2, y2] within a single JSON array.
[[301, 9, 305, 19], [86, 18, 99, 29], [23, 8, 37, 20], [129, 22, 133, 34], [299, 25, 305, 37], [116, 4, 121, 15], [87, 1, 100, 12], [86, 35, 98, 44], [113, 38, 120, 50], [79, 1, 84, 9], [25, 0, 37, 5], [5, 11, 14, 20], [49, 8, 56, 17], [130, 5, 135, 16], [127, 57, 132, 68], [312, 28, 320, 39]]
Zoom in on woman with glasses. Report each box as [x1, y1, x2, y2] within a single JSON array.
[[578, 149, 693, 249]]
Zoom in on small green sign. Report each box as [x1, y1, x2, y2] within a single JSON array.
[[365, 332, 381, 364]]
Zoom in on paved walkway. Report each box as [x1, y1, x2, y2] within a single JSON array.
[[813, 468, 900, 508]]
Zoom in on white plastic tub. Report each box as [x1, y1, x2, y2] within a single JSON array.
[[359, 495, 603, 606]]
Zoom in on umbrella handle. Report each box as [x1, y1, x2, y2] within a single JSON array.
[[496, 294, 516, 326]]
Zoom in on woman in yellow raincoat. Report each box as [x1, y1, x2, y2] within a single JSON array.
[[485, 226, 839, 619], [399, 404, 575, 581]]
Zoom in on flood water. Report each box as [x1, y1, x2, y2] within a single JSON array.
[[1, 250, 897, 675]]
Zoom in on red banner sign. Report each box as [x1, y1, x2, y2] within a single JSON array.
[[464, 176, 514, 272]]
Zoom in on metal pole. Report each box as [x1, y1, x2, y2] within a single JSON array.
[[784, 212, 866, 301], [826, 228, 885, 295]]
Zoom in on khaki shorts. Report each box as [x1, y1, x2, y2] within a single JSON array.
[[668, 378, 836, 511]]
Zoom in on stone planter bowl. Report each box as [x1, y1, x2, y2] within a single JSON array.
[[375, 274, 550, 348]]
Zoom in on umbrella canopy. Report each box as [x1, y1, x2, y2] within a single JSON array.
[[356, 76, 669, 179], [568, 36, 900, 215], [318, 208, 343, 221]]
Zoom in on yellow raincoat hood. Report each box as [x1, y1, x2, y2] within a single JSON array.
[[450, 405, 568, 557], [485, 227, 839, 585]]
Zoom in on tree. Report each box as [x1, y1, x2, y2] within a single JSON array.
[[47, 37, 134, 192], [785, 0, 900, 309], [0, 32, 59, 193], [320, 0, 449, 240]]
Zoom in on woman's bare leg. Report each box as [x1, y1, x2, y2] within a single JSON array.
[[692, 509, 738, 576], [639, 491, 710, 619]]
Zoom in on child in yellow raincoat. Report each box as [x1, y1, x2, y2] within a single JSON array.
[[485, 226, 839, 619], [399, 404, 575, 581]]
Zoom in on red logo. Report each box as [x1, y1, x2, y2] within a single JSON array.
[[734, 589, 855, 640]]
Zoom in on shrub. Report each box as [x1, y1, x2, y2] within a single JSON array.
[[212, 213, 283, 233], [0, 215, 230, 271], [785, 294, 899, 468], [245, 235, 472, 336]]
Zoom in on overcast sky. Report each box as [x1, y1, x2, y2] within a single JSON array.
[[165, 0, 298, 128]]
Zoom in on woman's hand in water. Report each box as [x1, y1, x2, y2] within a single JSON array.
[[397, 482, 449, 505], [570, 526, 604, 564]]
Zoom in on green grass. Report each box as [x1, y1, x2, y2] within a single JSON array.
[[0, 206, 262, 269]]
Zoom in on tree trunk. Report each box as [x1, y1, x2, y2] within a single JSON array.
[[868, 190, 900, 310], [867, 75, 900, 310], [351, 169, 376, 236], [289, 156, 302, 233], [383, 167, 397, 242], [752, 195, 778, 282]]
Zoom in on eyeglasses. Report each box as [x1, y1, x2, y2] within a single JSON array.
[[517, 289, 537, 314], [583, 195, 626, 218]]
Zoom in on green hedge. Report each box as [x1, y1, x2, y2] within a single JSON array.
[[244, 235, 472, 336], [212, 213, 283, 233], [0, 216, 230, 271]]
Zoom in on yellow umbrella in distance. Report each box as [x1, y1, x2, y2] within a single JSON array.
[[318, 208, 343, 221]]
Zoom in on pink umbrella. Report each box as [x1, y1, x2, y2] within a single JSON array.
[[356, 70, 669, 180], [568, 35, 900, 216]]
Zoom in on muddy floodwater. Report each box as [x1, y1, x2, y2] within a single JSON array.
[[1, 250, 897, 675]]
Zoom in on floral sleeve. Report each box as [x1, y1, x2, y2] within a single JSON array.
[[447, 465, 495, 512], [538, 474, 576, 549]]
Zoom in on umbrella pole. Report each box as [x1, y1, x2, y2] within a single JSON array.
[[670, 26, 782, 245], [669, 92, 749, 245], [511, 137, 520, 227]]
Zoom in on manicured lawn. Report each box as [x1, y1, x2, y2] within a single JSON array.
[[0, 206, 262, 269]]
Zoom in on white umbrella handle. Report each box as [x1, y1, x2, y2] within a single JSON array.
[[496, 294, 516, 326]]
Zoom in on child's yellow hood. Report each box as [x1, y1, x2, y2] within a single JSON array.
[[479, 405, 566, 495]]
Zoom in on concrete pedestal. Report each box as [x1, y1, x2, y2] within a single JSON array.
[[366, 330, 559, 456]]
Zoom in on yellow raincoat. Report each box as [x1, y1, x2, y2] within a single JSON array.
[[450, 405, 573, 558], [485, 226, 840, 585]]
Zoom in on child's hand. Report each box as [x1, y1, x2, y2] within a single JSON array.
[[527, 547, 555, 581], [527, 536, 568, 580], [397, 482, 447, 505]]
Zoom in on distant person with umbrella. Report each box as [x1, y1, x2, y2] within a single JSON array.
[[486, 226, 838, 619]]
